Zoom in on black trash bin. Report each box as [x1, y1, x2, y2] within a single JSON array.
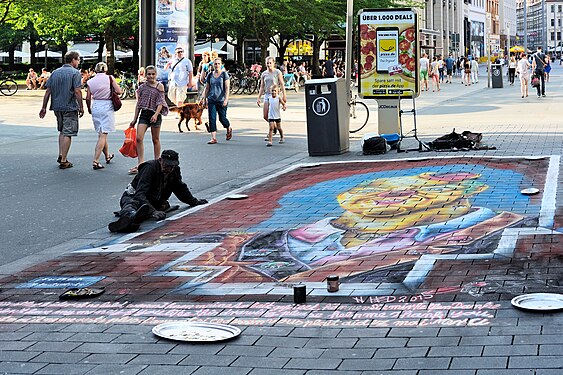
[[491, 64, 503, 88], [304, 78, 349, 156]]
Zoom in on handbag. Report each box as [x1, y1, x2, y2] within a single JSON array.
[[109, 76, 122, 111], [119, 127, 137, 158], [531, 74, 540, 87]]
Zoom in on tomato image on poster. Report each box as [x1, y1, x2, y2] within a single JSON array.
[[358, 9, 419, 99]]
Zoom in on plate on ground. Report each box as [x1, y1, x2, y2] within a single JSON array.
[[511, 293, 563, 311], [226, 194, 248, 200], [524, 156, 546, 160], [520, 188, 540, 195], [152, 321, 241, 342]]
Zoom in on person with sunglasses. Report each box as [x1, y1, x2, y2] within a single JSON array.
[[165, 47, 195, 107]]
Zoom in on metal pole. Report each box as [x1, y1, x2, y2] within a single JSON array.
[[524, 0, 528, 51], [344, 0, 353, 98], [560, 6, 562, 61], [44, 43, 48, 70], [140, 0, 155, 69], [488, 40, 491, 88]]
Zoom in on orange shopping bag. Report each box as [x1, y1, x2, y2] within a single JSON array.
[[119, 127, 138, 158]]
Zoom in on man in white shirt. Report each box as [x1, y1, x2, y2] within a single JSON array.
[[165, 47, 195, 106], [470, 58, 479, 84]]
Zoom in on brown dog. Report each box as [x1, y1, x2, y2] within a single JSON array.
[[170, 101, 206, 132]]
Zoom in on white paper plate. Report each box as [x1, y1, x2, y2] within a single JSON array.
[[226, 194, 248, 200], [520, 188, 540, 195], [152, 321, 241, 342], [511, 293, 563, 311]]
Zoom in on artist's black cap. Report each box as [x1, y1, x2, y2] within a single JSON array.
[[161, 149, 179, 167]]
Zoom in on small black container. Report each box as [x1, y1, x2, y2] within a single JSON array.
[[326, 275, 340, 292], [293, 284, 307, 304]]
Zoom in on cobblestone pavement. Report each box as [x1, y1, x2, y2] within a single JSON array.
[[0, 67, 562, 374]]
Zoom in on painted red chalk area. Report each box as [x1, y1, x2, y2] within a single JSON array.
[[0, 157, 561, 327]]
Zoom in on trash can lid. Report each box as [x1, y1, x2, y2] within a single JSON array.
[[305, 77, 340, 85]]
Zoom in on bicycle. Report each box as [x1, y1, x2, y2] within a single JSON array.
[[0, 72, 18, 96], [348, 91, 369, 133], [118, 73, 138, 99]]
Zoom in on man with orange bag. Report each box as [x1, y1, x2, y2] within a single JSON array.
[[108, 150, 207, 233]]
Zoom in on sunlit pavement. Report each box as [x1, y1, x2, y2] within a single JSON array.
[[0, 65, 562, 374]]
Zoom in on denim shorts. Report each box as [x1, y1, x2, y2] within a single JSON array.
[[138, 109, 162, 127]]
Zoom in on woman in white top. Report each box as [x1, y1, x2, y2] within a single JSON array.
[[508, 56, 517, 85], [430, 56, 440, 92], [86, 62, 122, 170], [257, 56, 286, 139], [516, 52, 531, 98]]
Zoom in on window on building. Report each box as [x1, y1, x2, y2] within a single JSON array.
[[551, 32, 555, 40], [558, 32, 562, 40], [551, 19, 555, 26], [551, 5, 555, 12], [560, 5, 562, 12]]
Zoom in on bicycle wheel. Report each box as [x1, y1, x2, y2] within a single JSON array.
[[230, 77, 240, 94], [235, 78, 246, 95], [349, 100, 369, 133], [119, 85, 128, 100], [0, 79, 18, 96], [246, 77, 258, 95]]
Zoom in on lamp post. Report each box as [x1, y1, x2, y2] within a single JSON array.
[[344, 0, 353, 98], [523, 0, 528, 51]]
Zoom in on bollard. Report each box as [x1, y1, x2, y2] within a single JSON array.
[[293, 284, 307, 304]]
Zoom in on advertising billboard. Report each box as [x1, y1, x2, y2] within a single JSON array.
[[358, 8, 419, 99], [155, 0, 192, 85]]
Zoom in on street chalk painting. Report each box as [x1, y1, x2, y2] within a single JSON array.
[[6, 158, 561, 303], [137, 158, 554, 294], [16, 276, 105, 289]]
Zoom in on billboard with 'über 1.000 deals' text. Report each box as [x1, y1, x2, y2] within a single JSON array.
[[358, 8, 419, 99]]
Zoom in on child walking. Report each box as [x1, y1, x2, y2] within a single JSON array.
[[266, 84, 286, 146]]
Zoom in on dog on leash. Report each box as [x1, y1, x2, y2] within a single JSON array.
[[170, 101, 207, 132]]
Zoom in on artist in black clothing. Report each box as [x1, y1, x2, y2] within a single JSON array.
[[108, 149, 208, 233]]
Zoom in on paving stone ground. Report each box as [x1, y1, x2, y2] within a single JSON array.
[[1, 67, 563, 374]]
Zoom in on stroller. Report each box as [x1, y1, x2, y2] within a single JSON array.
[[283, 73, 299, 92]]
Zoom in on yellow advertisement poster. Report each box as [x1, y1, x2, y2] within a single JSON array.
[[358, 8, 419, 99]]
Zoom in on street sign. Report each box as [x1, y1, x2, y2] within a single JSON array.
[[358, 8, 419, 99]]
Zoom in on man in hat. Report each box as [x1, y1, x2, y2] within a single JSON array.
[[108, 150, 208, 233]]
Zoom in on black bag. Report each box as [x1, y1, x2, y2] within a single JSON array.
[[363, 136, 387, 155], [428, 129, 474, 150]]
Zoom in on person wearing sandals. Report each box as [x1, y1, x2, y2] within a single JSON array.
[[108, 149, 208, 233], [39, 50, 84, 170], [202, 58, 232, 144], [85, 62, 122, 170], [128, 65, 168, 174], [265, 84, 286, 147], [257, 56, 286, 140]]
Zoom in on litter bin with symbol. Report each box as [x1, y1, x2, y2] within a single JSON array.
[[304, 78, 349, 156], [491, 64, 503, 88]]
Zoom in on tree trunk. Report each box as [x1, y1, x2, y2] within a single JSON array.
[[132, 38, 139, 72], [104, 30, 115, 75], [29, 34, 37, 66], [311, 37, 323, 76], [8, 46, 15, 70], [97, 38, 105, 62], [259, 39, 269, 66]]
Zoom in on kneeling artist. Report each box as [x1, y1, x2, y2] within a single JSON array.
[[109, 149, 207, 233]]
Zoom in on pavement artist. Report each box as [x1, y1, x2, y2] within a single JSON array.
[[108, 149, 208, 233]]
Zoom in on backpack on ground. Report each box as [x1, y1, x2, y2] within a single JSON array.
[[362, 135, 388, 155]]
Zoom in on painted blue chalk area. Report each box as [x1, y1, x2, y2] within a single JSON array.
[[16, 276, 105, 289]]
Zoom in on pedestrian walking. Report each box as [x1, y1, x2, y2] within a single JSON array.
[[531, 46, 547, 97], [438, 55, 445, 83], [470, 57, 479, 84], [85, 62, 122, 170], [419, 53, 430, 91], [508, 56, 517, 85], [165, 46, 195, 107], [430, 56, 440, 92], [463, 57, 471, 86], [202, 58, 232, 144], [257, 56, 286, 140], [544, 55, 551, 82], [516, 52, 531, 98], [108, 149, 208, 233], [445, 54, 454, 83], [265, 84, 286, 147], [39, 50, 84, 169], [196, 51, 211, 100], [128, 65, 168, 175]]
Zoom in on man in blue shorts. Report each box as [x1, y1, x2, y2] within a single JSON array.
[[39, 51, 84, 169]]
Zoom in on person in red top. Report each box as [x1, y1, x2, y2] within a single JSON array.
[[128, 65, 168, 174]]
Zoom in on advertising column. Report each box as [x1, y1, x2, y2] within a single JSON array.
[[358, 8, 418, 135], [155, 0, 194, 86]]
